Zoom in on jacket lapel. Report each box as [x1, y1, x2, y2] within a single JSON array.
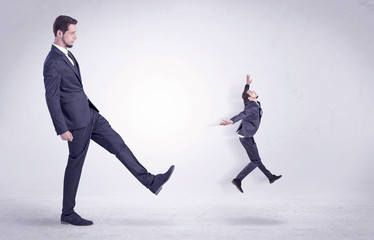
[[51, 45, 82, 85], [63, 56, 81, 78]]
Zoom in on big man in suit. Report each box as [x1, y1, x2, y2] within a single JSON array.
[[220, 75, 281, 193], [43, 15, 174, 226]]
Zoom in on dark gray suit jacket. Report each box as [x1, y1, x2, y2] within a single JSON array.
[[43, 45, 98, 135], [230, 84, 262, 138]]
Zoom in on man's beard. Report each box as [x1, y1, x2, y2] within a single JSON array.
[[63, 38, 73, 48]]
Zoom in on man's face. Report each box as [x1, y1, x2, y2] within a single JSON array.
[[62, 24, 77, 48], [247, 90, 258, 99]]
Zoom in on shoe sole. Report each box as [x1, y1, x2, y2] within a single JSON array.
[[154, 186, 162, 195], [60, 221, 93, 226]]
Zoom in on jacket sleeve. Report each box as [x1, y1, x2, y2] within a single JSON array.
[[241, 84, 250, 103], [230, 105, 255, 124], [44, 59, 68, 135]]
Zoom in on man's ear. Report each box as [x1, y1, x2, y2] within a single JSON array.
[[57, 30, 63, 37]]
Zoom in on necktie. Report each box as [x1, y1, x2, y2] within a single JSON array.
[[67, 51, 75, 66]]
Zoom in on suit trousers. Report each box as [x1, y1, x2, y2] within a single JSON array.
[[236, 137, 273, 181], [62, 108, 154, 214]]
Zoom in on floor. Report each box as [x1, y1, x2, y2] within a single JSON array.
[[1, 186, 373, 240]]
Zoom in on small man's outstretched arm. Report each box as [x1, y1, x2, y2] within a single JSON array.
[[242, 74, 252, 101], [246, 74, 252, 85], [221, 105, 253, 126], [221, 74, 252, 126], [220, 120, 233, 126]]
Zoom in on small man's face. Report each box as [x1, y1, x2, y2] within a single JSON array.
[[61, 24, 77, 48], [247, 90, 258, 99]]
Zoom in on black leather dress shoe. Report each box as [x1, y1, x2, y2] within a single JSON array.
[[269, 175, 282, 184], [232, 178, 243, 193], [150, 165, 175, 195], [61, 212, 93, 226]]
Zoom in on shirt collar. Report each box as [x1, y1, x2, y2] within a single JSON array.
[[52, 43, 69, 56]]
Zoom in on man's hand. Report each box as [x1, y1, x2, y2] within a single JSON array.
[[60, 131, 73, 142], [220, 120, 233, 126], [246, 74, 252, 85]]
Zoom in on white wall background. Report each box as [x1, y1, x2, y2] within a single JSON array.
[[0, 0, 373, 200]]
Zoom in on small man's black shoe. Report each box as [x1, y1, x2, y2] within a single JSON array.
[[232, 178, 243, 193], [269, 175, 282, 184]]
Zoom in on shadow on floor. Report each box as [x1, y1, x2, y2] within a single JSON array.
[[117, 218, 175, 227], [20, 218, 60, 226], [226, 216, 285, 226]]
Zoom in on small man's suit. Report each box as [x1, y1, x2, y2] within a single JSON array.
[[230, 84, 273, 181]]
